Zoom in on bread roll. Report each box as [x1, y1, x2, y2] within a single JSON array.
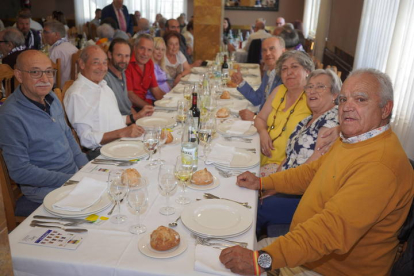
[[150, 226, 180, 251], [216, 108, 230, 118], [220, 91, 231, 99], [191, 168, 214, 185], [121, 168, 141, 187], [161, 131, 174, 144]]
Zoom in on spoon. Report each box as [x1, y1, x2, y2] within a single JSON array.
[[168, 216, 181, 227]]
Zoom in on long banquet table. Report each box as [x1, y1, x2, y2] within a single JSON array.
[[8, 65, 262, 276]]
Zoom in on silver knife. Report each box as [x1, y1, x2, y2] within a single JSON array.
[[31, 223, 88, 233], [33, 215, 95, 224]]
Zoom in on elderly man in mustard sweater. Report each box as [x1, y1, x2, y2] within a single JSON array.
[[220, 68, 414, 276]]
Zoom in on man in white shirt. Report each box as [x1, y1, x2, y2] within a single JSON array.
[[64, 45, 152, 153], [13, 8, 42, 31], [43, 21, 78, 89], [244, 21, 271, 52]]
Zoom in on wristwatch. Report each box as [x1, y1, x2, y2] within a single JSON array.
[[257, 250, 272, 271]]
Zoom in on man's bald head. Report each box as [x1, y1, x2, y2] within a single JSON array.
[[16, 50, 51, 70], [276, 17, 285, 26], [255, 21, 265, 31]]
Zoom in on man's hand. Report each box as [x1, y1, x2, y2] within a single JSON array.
[[316, 126, 340, 153], [219, 246, 264, 275], [135, 105, 154, 119], [192, 60, 203, 67], [231, 69, 244, 85], [239, 109, 255, 121], [119, 124, 145, 138], [236, 172, 260, 190]]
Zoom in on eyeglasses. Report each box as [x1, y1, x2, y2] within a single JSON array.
[[17, 69, 57, 79], [304, 84, 330, 93]]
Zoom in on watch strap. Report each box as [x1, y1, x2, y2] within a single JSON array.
[[129, 114, 136, 125], [252, 250, 261, 276]]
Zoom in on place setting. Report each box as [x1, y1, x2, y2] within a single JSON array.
[[216, 119, 257, 137]]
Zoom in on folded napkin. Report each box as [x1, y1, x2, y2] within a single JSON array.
[[194, 244, 235, 276], [226, 121, 252, 135], [156, 98, 178, 108], [206, 143, 235, 165], [192, 67, 208, 74], [188, 74, 202, 83], [52, 177, 107, 211]]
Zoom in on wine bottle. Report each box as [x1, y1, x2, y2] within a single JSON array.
[[190, 90, 200, 128], [222, 55, 229, 80]]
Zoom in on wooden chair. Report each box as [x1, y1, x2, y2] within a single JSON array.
[[0, 150, 26, 232], [53, 87, 63, 103], [0, 64, 15, 98], [70, 50, 82, 80], [51, 58, 62, 89]]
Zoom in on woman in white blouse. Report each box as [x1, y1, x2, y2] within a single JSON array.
[[164, 32, 191, 87]]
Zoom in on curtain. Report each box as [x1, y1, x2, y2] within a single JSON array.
[[353, 0, 414, 159], [302, 0, 321, 39], [74, 0, 185, 31]]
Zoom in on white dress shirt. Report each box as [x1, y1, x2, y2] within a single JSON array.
[[49, 40, 78, 88], [64, 73, 127, 149], [243, 29, 271, 52]]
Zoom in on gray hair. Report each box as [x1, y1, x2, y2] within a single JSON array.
[[97, 23, 114, 39], [79, 45, 105, 63], [269, 36, 285, 49], [348, 68, 394, 107], [3, 27, 25, 47], [276, 50, 315, 76], [44, 20, 66, 38], [307, 69, 342, 95], [279, 27, 299, 49], [134, 33, 153, 47]]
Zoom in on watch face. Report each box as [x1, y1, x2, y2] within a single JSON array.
[[258, 252, 272, 269]]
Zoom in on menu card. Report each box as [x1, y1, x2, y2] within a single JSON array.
[[20, 228, 83, 250]]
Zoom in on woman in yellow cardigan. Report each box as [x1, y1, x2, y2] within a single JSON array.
[[255, 51, 314, 176]]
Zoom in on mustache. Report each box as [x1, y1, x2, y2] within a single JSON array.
[[34, 82, 52, 87]]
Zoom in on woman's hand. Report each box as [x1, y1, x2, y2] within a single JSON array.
[[259, 130, 274, 157]]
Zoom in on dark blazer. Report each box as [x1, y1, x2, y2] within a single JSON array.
[[101, 4, 133, 35]]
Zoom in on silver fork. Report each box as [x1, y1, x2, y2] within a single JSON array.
[[223, 137, 252, 143], [30, 222, 88, 233], [194, 236, 231, 249], [192, 234, 248, 247]]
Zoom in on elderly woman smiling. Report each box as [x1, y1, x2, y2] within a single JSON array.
[[256, 69, 342, 238], [164, 32, 191, 87], [255, 51, 314, 176]]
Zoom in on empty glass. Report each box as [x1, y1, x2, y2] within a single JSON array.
[[143, 128, 159, 169], [175, 156, 193, 205], [127, 178, 148, 234], [108, 169, 129, 224], [157, 127, 169, 165], [158, 164, 178, 215]]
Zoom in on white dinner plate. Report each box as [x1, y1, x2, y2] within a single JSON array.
[[217, 120, 257, 137], [136, 117, 176, 129], [188, 176, 220, 191], [212, 149, 260, 169], [100, 141, 148, 160], [187, 221, 252, 239], [138, 232, 188, 258], [43, 185, 112, 217], [181, 199, 253, 237], [154, 98, 178, 109]]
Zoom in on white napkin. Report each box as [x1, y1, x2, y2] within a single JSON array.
[[206, 144, 235, 165], [226, 121, 252, 135], [52, 177, 107, 211], [188, 74, 202, 83], [191, 67, 208, 74], [156, 98, 178, 107], [194, 244, 235, 276]]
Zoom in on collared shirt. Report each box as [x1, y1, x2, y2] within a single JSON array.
[[340, 124, 390, 144], [22, 92, 54, 115], [104, 69, 132, 116], [64, 73, 126, 149], [49, 39, 78, 88], [125, 55, 158, 106]]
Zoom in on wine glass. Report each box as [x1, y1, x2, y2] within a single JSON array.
[[175, 155, 193, 205], [156, 127, 169, 165], [127, 179, 148, 234], [176, 100, 188, 134], [183, 85, 192, 103], [158, 164, 178, 215], [108, 169, 129, 224], [143, 128, 159, 169]]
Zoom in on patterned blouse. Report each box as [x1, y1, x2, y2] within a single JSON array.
[[282, 106, 339, 171]]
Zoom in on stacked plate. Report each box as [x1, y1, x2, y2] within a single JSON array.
[[213, 148, 259, 171], [154, 98, 178, 110], [100, 140, 148, 161], [135, 117, 176, 129], [181, 199, 253, 238], [43, 185, 111, 217], [217, 120, 257, 137]]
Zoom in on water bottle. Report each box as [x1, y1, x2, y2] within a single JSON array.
[[181, 112, 198, 170]]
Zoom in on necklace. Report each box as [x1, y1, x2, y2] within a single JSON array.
[[267, 90, 305, 142]]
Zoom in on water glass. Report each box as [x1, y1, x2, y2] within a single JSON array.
[[143, 128, 159, 169], [127, 179, 148, 234], [176, 100, 188, 133], [157, 127, 169, 165], [108, 169, 129, 224], [175, 156, 193, 205], [158, 164, 178, 215]]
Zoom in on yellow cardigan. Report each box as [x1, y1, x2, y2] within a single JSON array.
[[261, 85, 311, 166], [261, 129, 414, 275]]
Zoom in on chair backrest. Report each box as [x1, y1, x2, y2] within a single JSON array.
[[71, 50, 82, 80], [247, 39, 262, 64], [51, 58, 62, 89], [0, 150, 25, 231], [0, 64, 15, 98], [53, 87, 63, 103]]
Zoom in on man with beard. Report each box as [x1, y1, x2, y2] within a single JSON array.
[[15, 11, 42, 50], [64, 45, 152, 158]]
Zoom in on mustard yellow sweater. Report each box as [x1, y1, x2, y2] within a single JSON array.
[[262, 129, 414, 275]]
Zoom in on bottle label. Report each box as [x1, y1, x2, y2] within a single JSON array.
[[181, 144, 198, 170]]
